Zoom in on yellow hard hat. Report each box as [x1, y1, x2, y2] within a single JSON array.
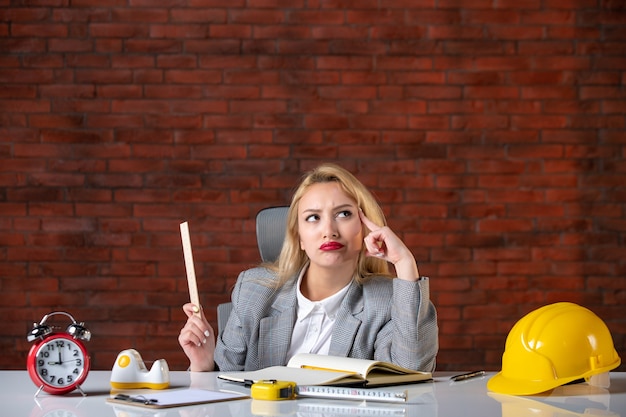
[[487, 302, 621, 395]]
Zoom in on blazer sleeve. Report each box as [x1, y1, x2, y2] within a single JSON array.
[[213, 267, 285, 371], [213, 270, 249, 371], [395, 277, 438, 372], [373, 277, 438, 372]]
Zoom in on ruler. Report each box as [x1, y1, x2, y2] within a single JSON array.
[[296, 385, 408, 403], [179, 221, 200, 316]]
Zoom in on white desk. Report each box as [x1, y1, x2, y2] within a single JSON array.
[[4, 370, 625, 417]]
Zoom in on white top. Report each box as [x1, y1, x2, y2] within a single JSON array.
[[286, 267, 351, 359]]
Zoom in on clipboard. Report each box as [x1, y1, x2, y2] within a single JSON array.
[[106, 389, 249, 409]]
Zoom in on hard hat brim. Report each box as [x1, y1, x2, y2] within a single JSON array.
[[487, 372, 581, 396], [487, 356, 621, 396]]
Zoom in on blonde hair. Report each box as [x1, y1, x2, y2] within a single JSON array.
[[267, 163, 391, 287]]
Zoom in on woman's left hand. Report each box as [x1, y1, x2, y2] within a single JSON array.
[[360, 210, 420, 281]]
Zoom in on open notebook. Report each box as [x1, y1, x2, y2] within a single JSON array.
[[218, 353, 432, 388]]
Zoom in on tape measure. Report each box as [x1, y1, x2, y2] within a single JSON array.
[[251, 380, 408, 403], [251, 380, 297, 400]]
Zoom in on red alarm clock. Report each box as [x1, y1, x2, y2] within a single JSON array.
[[26, 311, 91, 396]]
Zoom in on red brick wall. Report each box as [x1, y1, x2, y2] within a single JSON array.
[[1, 1, 624, 373]]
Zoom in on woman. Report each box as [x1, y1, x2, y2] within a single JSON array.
[[178, 163, 438, 372]]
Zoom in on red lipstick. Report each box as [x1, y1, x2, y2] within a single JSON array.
[[320, 241, 344, 251]]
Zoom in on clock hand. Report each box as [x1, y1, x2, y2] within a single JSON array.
[[47, 352, 63, 365]]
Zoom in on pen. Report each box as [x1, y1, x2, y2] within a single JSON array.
[[114, 394, 158, 405], [300, 365, 356, 374], [450, 370, 485, 382]]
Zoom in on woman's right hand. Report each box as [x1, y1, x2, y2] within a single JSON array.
[[178, 303, 216, 372]]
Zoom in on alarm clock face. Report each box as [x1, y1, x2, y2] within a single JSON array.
[[28, 333, 90, 394]]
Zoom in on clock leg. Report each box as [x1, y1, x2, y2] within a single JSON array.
[[76, 384, 87, 397]]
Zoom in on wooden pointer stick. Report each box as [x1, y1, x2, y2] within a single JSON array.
[[180, 221, 200, 316]]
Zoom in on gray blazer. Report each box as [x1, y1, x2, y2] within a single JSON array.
[[214, 267, 438, 372]]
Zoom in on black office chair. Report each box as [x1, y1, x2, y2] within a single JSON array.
[[216, 206, 289, 336]]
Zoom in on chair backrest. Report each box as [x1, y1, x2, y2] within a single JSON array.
[[255, 206, 289, 263], [217, 206, 289, 336]]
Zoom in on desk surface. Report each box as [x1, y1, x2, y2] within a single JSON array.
[[4, 370, 625, 417]]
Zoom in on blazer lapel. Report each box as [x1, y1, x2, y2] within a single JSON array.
[[258, 281, 297, 367], [329, 281, 363, 357]]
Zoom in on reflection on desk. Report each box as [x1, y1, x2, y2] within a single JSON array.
[[2, 370, 624, 417], [489, 382, 621, 417]]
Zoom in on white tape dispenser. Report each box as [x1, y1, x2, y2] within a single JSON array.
[[110, 348, 170, 390]]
